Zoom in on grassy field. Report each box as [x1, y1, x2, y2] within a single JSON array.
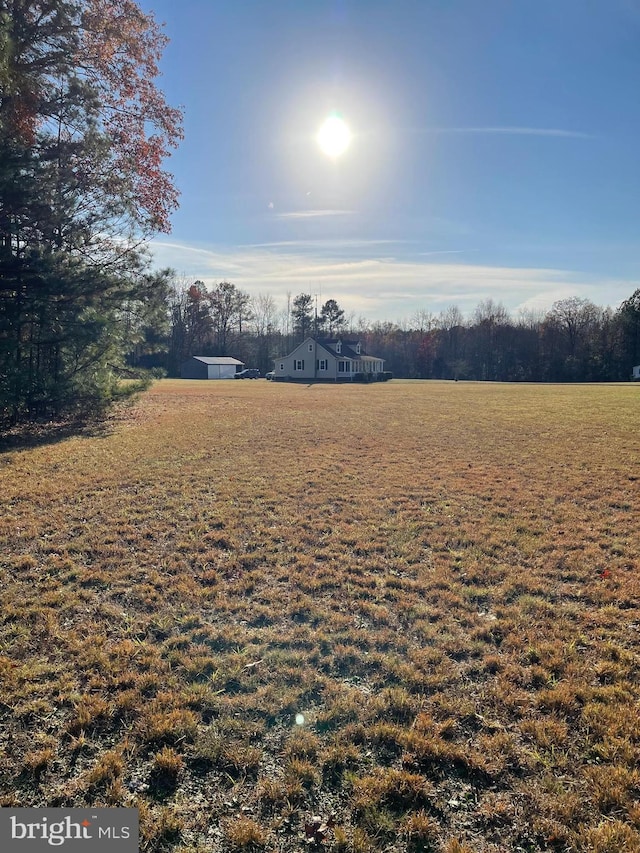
[[1, 379, 639, 853]]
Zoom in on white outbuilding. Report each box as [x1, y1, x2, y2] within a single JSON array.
[[180, 356, 244, 380]]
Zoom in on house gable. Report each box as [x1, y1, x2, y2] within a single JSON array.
[[284, 339, 318, 362]]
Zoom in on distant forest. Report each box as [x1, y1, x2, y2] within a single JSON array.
[[132, 278, 640, 383]]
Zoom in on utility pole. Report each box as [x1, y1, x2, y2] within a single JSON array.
[[313, 286, 322, 337], [286, 291, 291, 350]]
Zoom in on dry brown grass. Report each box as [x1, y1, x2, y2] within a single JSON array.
[[1, 378, 639, 852]]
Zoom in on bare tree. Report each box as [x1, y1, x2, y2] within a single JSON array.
[[411, 309, 437, 332], [544, 297, 602, 380], [251, 293, 279, 373], [546, 297, 600, 357], [208, 281, 252, 354], [251, 293, 278, 337]]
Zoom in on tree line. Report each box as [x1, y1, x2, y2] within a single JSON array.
[[131, 280, 640, 384], [362, 294, 640, 382]]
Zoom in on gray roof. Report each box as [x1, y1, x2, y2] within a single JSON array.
[[317, 338, 365, 359], [189, 356, 244, 366]]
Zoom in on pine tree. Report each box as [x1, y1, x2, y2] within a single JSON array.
[[320, 299, 346, 336], [0, 0, 182, 424], [616, 289, 640, 376], [291, 293, 314, 342]]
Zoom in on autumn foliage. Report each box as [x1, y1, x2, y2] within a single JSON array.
[[78, 0, 183, 232], [1, 0, 182, 233], [0, 1, 182, 424]]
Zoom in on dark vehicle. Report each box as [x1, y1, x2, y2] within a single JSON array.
[[235, 368, 260, 379]]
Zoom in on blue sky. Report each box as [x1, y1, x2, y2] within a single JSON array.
[[140, 0, 640, 324]]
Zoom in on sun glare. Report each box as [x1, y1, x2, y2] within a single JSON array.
[[317, 114, 351, 158]]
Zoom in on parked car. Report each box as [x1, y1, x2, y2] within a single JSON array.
[[265, 371, 275, 380], [235, 368, 260, 379]]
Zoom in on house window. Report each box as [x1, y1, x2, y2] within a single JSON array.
[[316, 359, 327, 371], [308, 343, 313, 352], [355, 342, 361, 354], [279, 362, 284, 371], [294, 359, 304, 371], [335, 342, 341, 354], [338, 361, 350, 373]]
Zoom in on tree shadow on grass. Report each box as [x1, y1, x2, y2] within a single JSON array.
[[0, 418, 114, 454]]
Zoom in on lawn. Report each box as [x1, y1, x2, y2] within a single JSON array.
[[1, 379, 639, 853]]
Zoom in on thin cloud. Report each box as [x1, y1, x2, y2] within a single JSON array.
[[148, 237, 633, 321], [427, 126, 594, 139], [415, 250, 467, 257], [152, 240, 219, 257], [275, 209, 355, 219], [240, 238, 413, 250]]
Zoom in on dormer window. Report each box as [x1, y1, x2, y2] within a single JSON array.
[[335, 341, 341, 354], [355, 342, 361, 354]]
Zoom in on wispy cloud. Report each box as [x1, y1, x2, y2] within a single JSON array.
[[149, 238, 631, 321], [275, 209, 355, 219], [415, 250, 467, 258], [239, 238, 414, 251], [426, 126, 594, 139]]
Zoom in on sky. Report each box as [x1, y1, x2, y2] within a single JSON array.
[[139, 0, 640, 325]]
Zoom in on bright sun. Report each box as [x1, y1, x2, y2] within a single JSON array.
[[317, 114, 351, 158]]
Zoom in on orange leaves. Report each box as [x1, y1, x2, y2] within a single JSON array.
[[2, 1, 182, 236], [2, 92, 40, 145], [76, 1, 183, 233]]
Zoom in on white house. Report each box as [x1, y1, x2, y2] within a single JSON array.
[[273, 337, 387, 382], [180, 356, 244, 379]]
